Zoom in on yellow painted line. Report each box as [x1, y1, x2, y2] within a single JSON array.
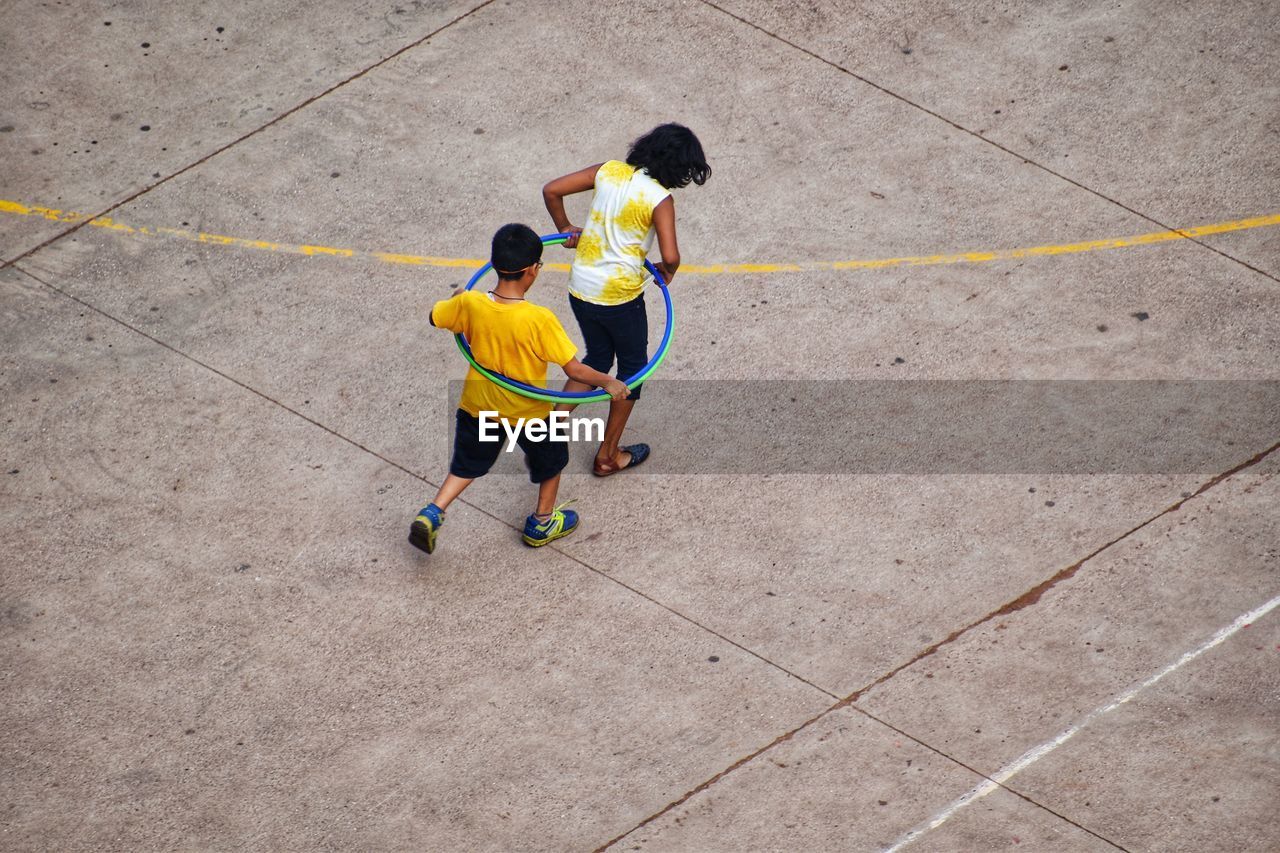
[[2, 196, 1277, 275]]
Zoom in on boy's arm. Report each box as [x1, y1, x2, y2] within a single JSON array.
[[562, 358, 629, 401], [429, 288, 467, 330], [652, 196, 680, 283], [543, 164, 602, 249]]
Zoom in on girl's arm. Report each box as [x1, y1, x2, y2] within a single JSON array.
[[542, 164, 602, 248], [652, 196, 680, 283]]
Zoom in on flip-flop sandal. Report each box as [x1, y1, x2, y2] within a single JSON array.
[[592, 443, 651, 477]]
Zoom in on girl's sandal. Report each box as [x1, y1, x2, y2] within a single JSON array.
[[592, 443, 651, 477]]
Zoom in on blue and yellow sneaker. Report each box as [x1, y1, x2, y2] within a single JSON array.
[[408, 503, 445, 554], [522, 503, 579, 547]]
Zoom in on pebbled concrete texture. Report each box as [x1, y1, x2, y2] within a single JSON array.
[[0, 0, 479, 258], [611, 462, 1280, 850], [624, 707, 1114, 851], [540, 473, 1208, 696], [709, 0, 1280, 278], [854, 455, 1280, 772], [909, 788, 1116, 853], [3, 0, 1278, 850], [0, 272, 828, 849], [1006, 615, 1280, 852]]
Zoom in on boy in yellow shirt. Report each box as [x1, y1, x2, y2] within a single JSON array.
[[410, 224, 628, 554]]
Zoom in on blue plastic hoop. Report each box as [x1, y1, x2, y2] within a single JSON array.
[[453, 233, 674, 403]]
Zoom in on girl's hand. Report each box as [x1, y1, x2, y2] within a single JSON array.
[[561, 226, 583, 249]]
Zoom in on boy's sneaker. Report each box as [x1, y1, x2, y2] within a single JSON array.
[[522, 505, 579, 547], [408, 504, 445, 554]]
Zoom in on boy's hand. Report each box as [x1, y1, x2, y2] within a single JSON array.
[[603, 378, 629, 401], [561, 226, 583, 249], [562, 358, 628, 399]]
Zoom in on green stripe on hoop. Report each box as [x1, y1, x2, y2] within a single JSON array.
[[452, 296, 674, 405], [453, 233, 674, 404]]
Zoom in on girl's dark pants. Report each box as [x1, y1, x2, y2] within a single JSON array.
[[569, 293, 648, 400]]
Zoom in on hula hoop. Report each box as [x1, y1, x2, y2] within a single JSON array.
[[453, 233, 674, 404]]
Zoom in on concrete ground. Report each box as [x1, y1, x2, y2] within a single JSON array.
[[2, 1, 1277, 850]]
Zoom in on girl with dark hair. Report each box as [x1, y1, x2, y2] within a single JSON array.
[[542, 123, 711, 476]]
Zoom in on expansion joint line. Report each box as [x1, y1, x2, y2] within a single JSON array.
[[9, 260, 832, 712], [594, 439, 1279, 850], [15, 262, 1276, 853], [2, 0, 500, 270], [854, 705, 1129, 852], [695, 0, 1280, 286], [8, 4, 1276, 849], [17, 259, 1275, 852]]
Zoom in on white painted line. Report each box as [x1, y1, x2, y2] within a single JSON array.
[[884, 592, 1280, 852]]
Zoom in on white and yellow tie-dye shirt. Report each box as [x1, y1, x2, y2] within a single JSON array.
[[568, 160, 672, 306]]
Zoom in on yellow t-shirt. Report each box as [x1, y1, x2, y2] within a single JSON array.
[[568, 160, 671, 306], [431, 291, 577, 421]]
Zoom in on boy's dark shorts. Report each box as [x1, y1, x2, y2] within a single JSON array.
[[570, 292, 648, 401], [450, 409, 568, 483]]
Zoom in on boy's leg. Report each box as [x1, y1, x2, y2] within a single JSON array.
[[519, 428, 578, 546], [534, 473, 561, 517], [410, 410, 500, 554], [430, 473, 473, 511]]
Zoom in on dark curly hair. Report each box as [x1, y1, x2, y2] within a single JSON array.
[[626, 123, 711, 189], [491, 223, 543, 280]]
